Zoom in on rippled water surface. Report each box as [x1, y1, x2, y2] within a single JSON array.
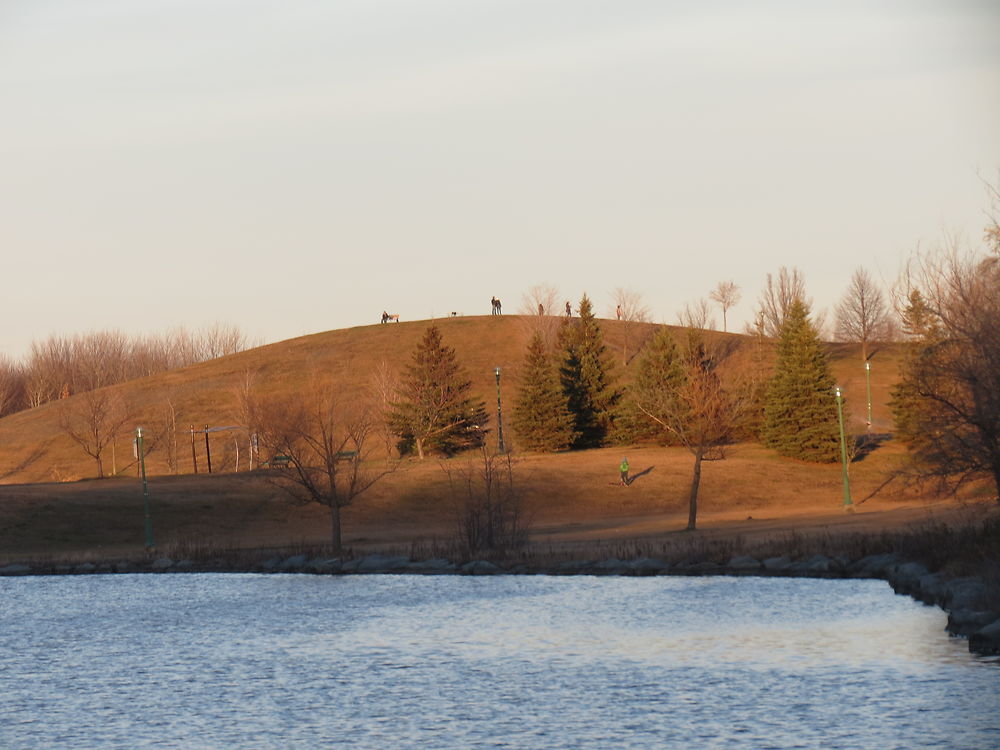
[[1, 574, 997, 749]]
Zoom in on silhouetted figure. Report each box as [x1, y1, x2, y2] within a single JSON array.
[[496, 297, 501, 315], [381, 311, 389, 324], [565, 301, 572, 317], [616, 304, 622, 320], [538, 303, 544, 315]]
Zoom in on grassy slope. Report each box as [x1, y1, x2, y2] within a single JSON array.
[[5, 314, 987, 564]]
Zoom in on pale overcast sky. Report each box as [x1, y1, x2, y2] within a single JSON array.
[[1, 0, 998, 358]]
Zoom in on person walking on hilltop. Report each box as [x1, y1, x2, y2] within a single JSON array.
[[491, 296, 498, 315], [565, 301, 572, 317], [616, 303, 623, 320], [619, 457, 630, 486]]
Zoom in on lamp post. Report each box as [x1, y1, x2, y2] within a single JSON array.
[[864, 360, 873, 433], [136, 427, 154, 549], [834, 387, 853, 511], [494, 366, 505, 453]]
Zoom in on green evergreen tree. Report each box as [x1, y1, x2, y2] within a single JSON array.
[[615, 327, 686, 445], [889, 290, 942, 450], [512, 332, 576, 451], [390, 326, 488, 459], [559, 294, 620, 449], [761, 299, 841, 462]]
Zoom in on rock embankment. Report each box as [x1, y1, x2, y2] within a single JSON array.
[[2, 552, 997, 656]]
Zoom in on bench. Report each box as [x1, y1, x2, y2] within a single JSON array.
[[265, 455, 292, 469], [335, 451, 358, 462]]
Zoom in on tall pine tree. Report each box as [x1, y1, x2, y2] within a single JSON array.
[[761, 299, 841, 462], [390, 326, 488, 459], [512, 332, 576, 451], [559, 294, 620, 449]]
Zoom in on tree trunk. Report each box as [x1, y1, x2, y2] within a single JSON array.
[[687, 447, 703, 530], [416, 437, 425, 460], [330, 503, 342, 555], [95, 455, 104, 479]]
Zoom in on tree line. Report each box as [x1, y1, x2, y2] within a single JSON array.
[[0, 324, 252, 417]]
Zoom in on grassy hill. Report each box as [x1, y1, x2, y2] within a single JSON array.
[[0, 315, 900, 484], [4, 314, 971, 565]]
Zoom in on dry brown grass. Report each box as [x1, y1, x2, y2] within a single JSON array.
[[3, 315, 986, 567]]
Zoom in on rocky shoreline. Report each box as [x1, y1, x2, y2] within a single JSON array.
[[3, 551, 998, 657]]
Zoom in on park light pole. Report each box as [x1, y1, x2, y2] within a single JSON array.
[[494, 366, 505, 453], [136, 426, 154, 549], [864, 360, 873, 434], [834, 386, 853, 511]]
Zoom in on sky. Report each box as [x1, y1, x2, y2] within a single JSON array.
[[1, 0, 998, 358]]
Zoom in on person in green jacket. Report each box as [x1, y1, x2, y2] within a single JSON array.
[[619, 457, 629, 486]]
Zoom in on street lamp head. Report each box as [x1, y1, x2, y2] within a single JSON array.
[[494, 366, 501, 376], [865, 361, 870, 371], [136, 426, 143, 438], [834, 386, 842, 398]]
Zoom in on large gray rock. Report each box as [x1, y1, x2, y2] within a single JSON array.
[[947, 609, 997, 637], [802, 555, 841, 575], [307, 558, 342, 574], [408, 558, 456, 574], [887, 561, 930, 594], [278, 554, 309, 572], [850, 552, 899, 578], [461, 560, 503, 575], [0, 564, 31, 575], [675, 561, 722, 575], [259, 557, 282, 572], [150, 557, 174, 571], [592, 558, 631, 575], [727, 556, 762, 572], [969, 619, 1000, 656], [762, 556, 792, 573], [915, 572, 949, 607], [631, 557, 670, 575], [356, 554, 410, 573], [943, 577, 988, 612], [553, 560, 594, 574]]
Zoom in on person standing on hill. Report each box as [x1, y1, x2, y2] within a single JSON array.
[[565, 301, 572, 317], [495, 297, 502, 315], [619, 457, 630, 486]]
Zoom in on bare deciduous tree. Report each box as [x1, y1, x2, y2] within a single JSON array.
[[516, 283, 563, 348], [891, 234, 1000, 500], [709, 280, 741, 333], [155, 394, 184, 474], [10, 324, 255, 416], [232, 368, 261, 470], [58, 389, 133, 478], [0, 354, 26, 418], [676, 298, 717, 331], [519, 283, 560, 316], [252, 375, 397, 553], [752, 267, 810, 338], [632, 334, 752, 530], [611, 287, 652, 365], [834, 267, 893, 361], [369, 359, 400, 456], [443, 446, 528, 554]]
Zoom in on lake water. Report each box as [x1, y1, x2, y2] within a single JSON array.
[[1, 574, 997, 749]]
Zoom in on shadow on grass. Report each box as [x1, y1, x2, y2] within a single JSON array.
[[852, 433, 893, 463], [626, 466, 655, 486]]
